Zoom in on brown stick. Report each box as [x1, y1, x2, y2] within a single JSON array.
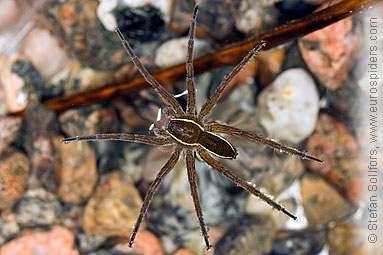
[[9, 0, 382, 116]]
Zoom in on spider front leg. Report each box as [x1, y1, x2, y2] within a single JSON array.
[[197, 147, 297, 220], [207, 122, 324, 164], [61, 133, 173, 146], [197, 40, 265, 121], [185, 5, 198, 116], [129, 146, 183, 247], [185, 149, 211, 250], [115, 28, 184, 116]]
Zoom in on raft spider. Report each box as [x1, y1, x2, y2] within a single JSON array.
[[62, 5, 323, 250]]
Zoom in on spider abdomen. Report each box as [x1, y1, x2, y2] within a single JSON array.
[[198, 132, 238, 159]]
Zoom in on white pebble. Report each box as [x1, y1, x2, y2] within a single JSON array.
[[257, 68, 319, 144], [97, 0, 118, 31], [154, 37, 210, 68]]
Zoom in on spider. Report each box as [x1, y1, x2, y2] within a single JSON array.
[[62, 5, 323, 250]]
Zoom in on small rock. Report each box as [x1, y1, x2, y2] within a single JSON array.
[[0, 117, 21, 154], [114, 5, 166, 43], [305, 113, 359, 201], [300, 173, 355, 225], [81, 171, 143, 237], [257, 68, 319, 144], [113, 230, 165, 255], [11, 60, 45, 99], [214, 214, 275, 255], [0, 55, 28, 113], [59, 105, 118, 138], [15, 188, 62, 227], [270, 230, 326, 255], [234, 0, 279, 35], [0, 212, 20, 239], [154, 37, 210, 68], [328, 221, 375, 255], [0, 225, 79, 255], [198, 0, 240, 40], [77, 233, 107, 253], [0, 149, 30, 210], [22, 28, 70, 81], [173, 248, 195, 255], [298, 13, 361, 90], [0, 0, 20, 30], [36, 0, 126, 71], [56, 137, 98, 203], [257, 47, 285, 87]]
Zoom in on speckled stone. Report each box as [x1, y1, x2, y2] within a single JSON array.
[[15, 188, 62, 227], [22, 28, 70, 81], [270, 230, 326, 255], [0, 117, 21, 154], [298, 13, 361, 90], [59, 105, 118, 138], [36, 0, 127, 71], [113, 230, 165, 255], [328, 221, 375, 255], [56, 137, 98, 204], [81, 171, 143, 237], [0, 212, 20, 240], [154, 37, 210, 68], [24, 96, 61, 192], [214, 214, 275, 255], [0, 54, 28, 113], [305, 113, 360, 201], [257, 68, 319, 144], [234, 0, 279, 35], [0, 226, 79, 255], [0, 149, 30, 211], [197, 0, 241, 41], [300, 173, 356, 225]]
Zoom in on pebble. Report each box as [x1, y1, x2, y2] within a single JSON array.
[[0, 212, 20, 240], [214, 214, 275, 255], [0, 0, 20, 30], [298, 13, 361, 90], [305, 113, 359, 201], [59, 105, 118, 138], [173, 248, 195, 255], [0, 117, 21, 154], [77, 233, 107, 253], [22, 28, 70, 81], [15, 188, 62, 227], [121, 0, 172, 23], [257, 68, 319, 144], [300, 173, 355, 225], [0, 226, 79, 255], [270, 230, 326, 255], [154, 37, 210, 68], [113, 230, 165, 255], [234, 0, 279, 35], [81, 171, 143, 237], [328, 221, 375, 255], [198, 0, 240, 40], [0, 55, 28, 113], [55, 137, 98, 204], [114, 5, 166, 43], [36, 0, 127, 71], [0, 149, 30, 211], [257, 47, 285, 88]]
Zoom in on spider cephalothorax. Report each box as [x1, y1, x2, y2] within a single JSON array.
[[62, 5, 323, 250]]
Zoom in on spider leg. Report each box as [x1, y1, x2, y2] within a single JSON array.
[[185, 5, 198, 116], [115, 28, 185, 116], [207, 122, 324, 164], [61, 133, 173, 146], [197, 40, 265, 121], [185, 149, 211, 250], [197, 147, 297, 220], [129, 146, 183, 247]]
